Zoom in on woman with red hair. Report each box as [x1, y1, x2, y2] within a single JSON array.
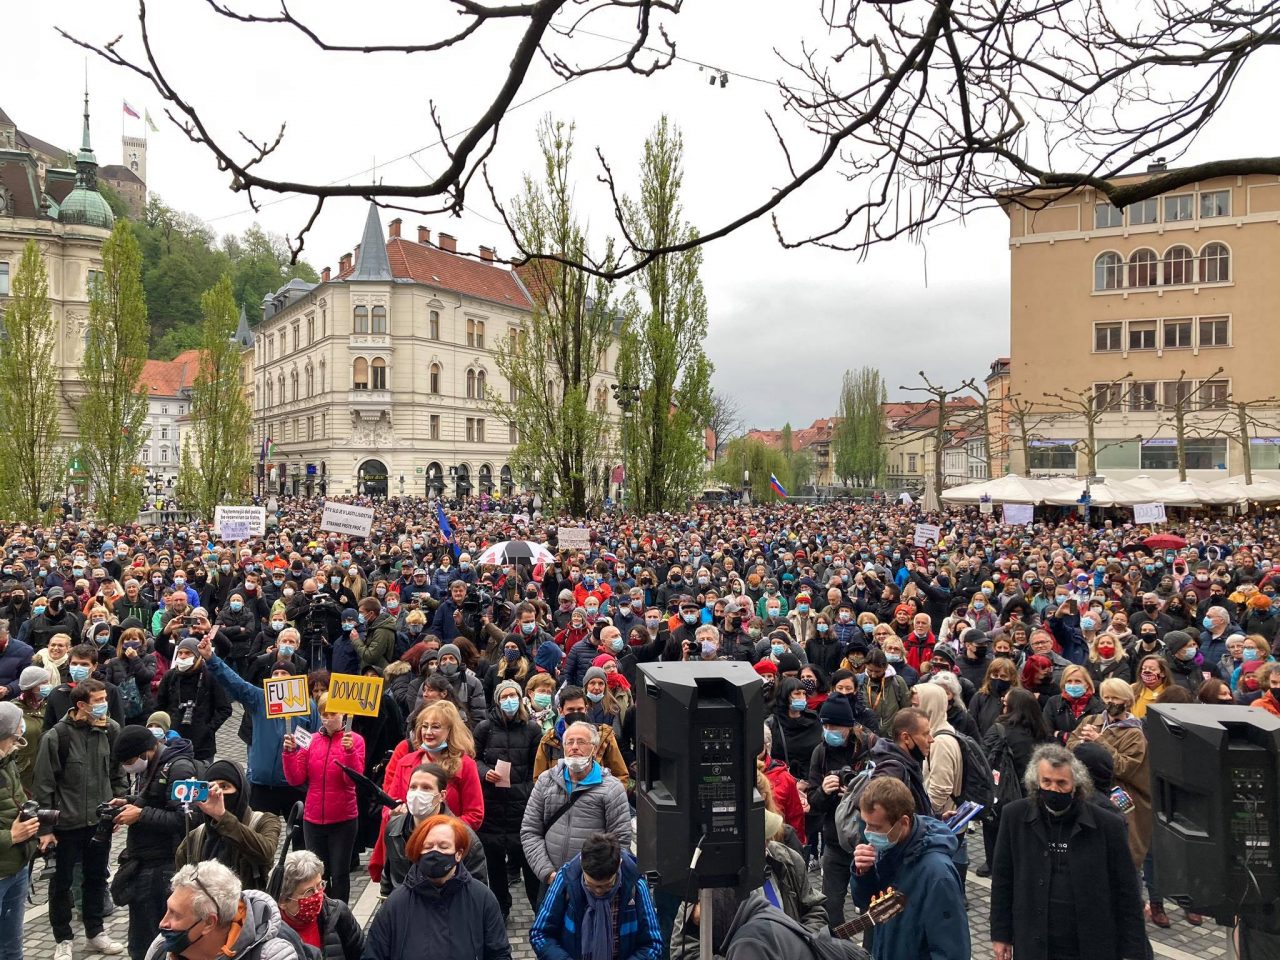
[[1020, 654, 1056, 707]]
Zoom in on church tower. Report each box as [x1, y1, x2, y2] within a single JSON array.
[[122, 134, 146, 186]]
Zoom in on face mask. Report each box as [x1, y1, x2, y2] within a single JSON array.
[[1080, 617, 1097, 631], [1202, 616, 1214, 631], [645, 618, 660, 630], [972, 600, 986, 611], [1105, 701, 1126, 718], [406, 788, 439, 818], [440, 662, 458, 676], [823, 729, 847, 747], [173, 579, 185, 588], [838, 611, 852, 622], [499, 696, 521, 716], [90, 702, 109, 719], [788, 697, 808, 713], [586, 690, 605, 703], [159, 920, 208, 957], [771, 643, 786, 658], [1243, 648, 1260, 662], [766, 608, 781, 618], [681, 612, 698, 625], [864, 825, 899, 853], [419, 849, 458, 880], [565, 755, 592, 773], [1097, 643, 1116, 658], [631, 599, 644, 611], [32, 606, 45, 618], [1040, 788, 1075, 816], [914, 628, 928, 639], [273, 578, 284, 587], [533, 692, 554, 710], [283, 589, 295, 598], [1064, 682, 1087, 698], [229, 601, 243, 613], [610, 637, 625, 653], [148, 726, 165, 740], [1179, 645, 1198, 660], [69, 664, 90, 683], [521, 622, 538, 636], [278, 645, 295, 658], [860, 623, 874, 636], [1139, 632, 1157, 644], [504, 648, 520, 661], [696, 640, 717, 658], [991, 678, 1011, 697], [796, 604, 810, 615], [123, 756, 149, 776]]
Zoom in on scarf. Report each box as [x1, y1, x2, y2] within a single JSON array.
[[580, 874, 619, 960]]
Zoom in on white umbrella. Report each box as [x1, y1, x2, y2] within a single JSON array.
[[475, 540, 556, 566]]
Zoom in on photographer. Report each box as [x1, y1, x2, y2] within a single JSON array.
[[288, 580, 341, 670], [175, 759, 281, 891], [112, 725, 203, 960], [0, 701, 40, 960], [352, 598, 395, 672], [430, 581, 470, 643], [33, 679, 128, 960], [154, 638, 232, 762]]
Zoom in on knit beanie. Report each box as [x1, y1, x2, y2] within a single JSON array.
[[583, 667, 608, 689], [0, 703, 20, 740], [18, 666, 50, 692], [114, 724, 159, 763], [147, 711, 172, 734]]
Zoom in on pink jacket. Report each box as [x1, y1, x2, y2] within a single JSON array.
[[282, 728, 365, 824]]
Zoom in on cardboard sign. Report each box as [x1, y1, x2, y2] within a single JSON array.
[[978, 500, 994, 515], [326, 673, 384, 717], [913, 523, 941, 548], [263, 676, 309, 718], [292, 726, 313, 750], [320, 501, 375, 538], [214, 506, 265, 538], [1133, 502, 1167, 524], [1002, 503, 1034, 526], [558, 527, 591, 551]]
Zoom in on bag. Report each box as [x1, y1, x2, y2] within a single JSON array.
[[936, 729, 995, 809], [543, 785, 588, 832], [834, 761, 877, 854], [109, 851, 140, 906], [986, 725, 1024, 808], [118, 677, 143, 719]]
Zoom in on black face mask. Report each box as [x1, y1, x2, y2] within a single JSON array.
[[563, 710, 588, 727], [1140, 633, 1158, 644], [1040, 788, 1075, 817], [419, 850, 458, 880], [908, 743, 926, 764]]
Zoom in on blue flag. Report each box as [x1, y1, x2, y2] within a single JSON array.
[[436, 500, 460, 558]]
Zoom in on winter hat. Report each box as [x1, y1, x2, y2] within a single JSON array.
[[753, 660, 777, 677], [114, 724, 159, 763], [175, 638, 201, 658], [776, 653, 802, 675], [894, 603, 914, 618], [961, 628, 989, 648], [931, 645, 958, 665], [535, 642, 563, 674], [819, 695, 857, 727], [1072, 742, 1113, 793], [342, 608, 359, 622], [0, 703, 21, 740], [583, 667, 608, 689], [205, 759, 249, 819], [19, 666, 50, 692], [1163, 630, 1194, 656], [147, 711, 172, 734], [494, 679, 523, 702], [437, 644, 462, 663]]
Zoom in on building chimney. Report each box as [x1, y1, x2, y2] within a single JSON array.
[[1147, 157, 1168, 172], [417, 225, 430, 245], [339, 252, 352, 274], [353, 243, 361, 264], [479, 245, 494, 263], [438, 233, 456, 253], [321, 266, 331, 282], [388, 218, 401, 239]]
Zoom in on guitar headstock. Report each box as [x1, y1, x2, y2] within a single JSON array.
[[867, 887, 907, 925]]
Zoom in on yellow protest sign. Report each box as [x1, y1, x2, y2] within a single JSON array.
[[263, 676, 309, 718], [326, 673, 384, 717]]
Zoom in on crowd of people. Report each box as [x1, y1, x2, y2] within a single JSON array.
[[0, 493, 1275, 960]]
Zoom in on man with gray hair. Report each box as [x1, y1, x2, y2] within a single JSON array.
[[145, 861, 308, 960], [1198, 604, 1242, 668], [990, 744, 1145, 960], [520, 721, 631, 905]]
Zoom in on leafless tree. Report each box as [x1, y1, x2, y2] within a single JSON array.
[[62, 0, 1280, 273], [1143, 367, 1226, 481], [1005, 396, 1061, 477], [706, 391, 744, 462], [1041, 374, 1136, 476], [899, 372, 973, 507]]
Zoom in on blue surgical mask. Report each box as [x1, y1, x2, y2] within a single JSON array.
[[90, 702, 109, 719], [864, 828, 897, 853], [586, 691, 604, 703], [499, 697, 520, 716], [357, 614, 366, 625], [796, 604, 810, 614], [823, 729, 847, 747], [771, 643, 785, 657], [69, 665, 90, 683], [682, 612, 698, 625], [610, 637, 625, 653], [38, 684, 52, 699], [278, 645, 295, 658], [229, 601, 243, 612], [701, 641, 718, 658], [1080, 616, 1097, 631], [271, 621, 285, 631], [789, 699, 807, 712], [522, 622, 537, 636], [816, 623, 829, 634], [1202, 616, 1214, 630], [342, 622, 356, 632], [861, 623, 874, 635], [1064, 682, 1087, 698]]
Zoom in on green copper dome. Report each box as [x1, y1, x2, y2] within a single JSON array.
[[60, 89, 114, 230]]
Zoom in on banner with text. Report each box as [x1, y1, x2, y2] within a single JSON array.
[[326, 673, 384, 717], [557, 528, 592, 551], [913, 523, 941, 547], [214, 506, 266, 539], [263, 676, 309, 718], [1133, 502, 1167, 525], [320, 501, 375, 538], [1002, 503, 1034, 526]]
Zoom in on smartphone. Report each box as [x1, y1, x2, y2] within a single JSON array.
[[170, 780, 210, 804]]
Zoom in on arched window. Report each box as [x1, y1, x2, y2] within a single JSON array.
[[476, 369, 487, 398], [266, 379, 273, 407], [1162, 245, 1194, 286], [1093, 252, 1123, 291], [595, 384, 607, 411], [1127, 248, 1158, 288], [318, 359, 325, 393], [353, 357, 369, 390], [305, 365, 314, 398], [353, 305, 369, 333], [289, 371, 297, 401], [277, 374, 285, 403], [1200, 242, 1230, 283], [371, 357, 387, 390], [466, 368, 477, 398], [429, 363, 441, 394], [371, 305, 387, 334], [429, 309, 440, 340]]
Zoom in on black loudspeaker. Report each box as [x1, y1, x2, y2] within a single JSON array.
[[1148, 705, 1280, 919], [636, 661, 765, 897]]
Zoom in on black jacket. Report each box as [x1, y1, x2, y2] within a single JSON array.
[[990, 796, 1146, 960], [314, 897, 364, 960], [1042, 694, 1104, 743], [946, 702, 981, 742], [471, 705, 541, 846], [26, 607, 84, 652], [155, 666, 233, 760], [125, 736, 203, 863], [767, 709, 822, 784], [364, 861, 509, 960], [805, 738, 869, 847], [867, 738, 933, 816]]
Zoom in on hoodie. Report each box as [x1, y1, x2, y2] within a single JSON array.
[[868, 738, 933, 817], [915, 684, 962, 818], [144, 890, 306, 960], [127, 735, 202, 863]]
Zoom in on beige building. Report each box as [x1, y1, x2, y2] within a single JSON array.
[[251, 203, 620, 498], [1004, 168, 1280, 479]]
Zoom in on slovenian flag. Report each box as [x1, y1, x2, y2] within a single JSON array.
[[770, 473, 789, 498], [122, 101, 141, 119], [144, 109, 159, 133]]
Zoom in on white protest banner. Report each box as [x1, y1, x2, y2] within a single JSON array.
[[214, 506, 265, 538], [1002, 503, 1034, 526], [219, 521, 253, 542], [1133, 502, 1167, 525], [558, 527, 591, 551], [978, 500, 994, 515], [320, 501, 375, 538], [913, 523, 941, 548]]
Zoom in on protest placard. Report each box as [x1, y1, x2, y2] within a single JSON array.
[[320, 501, 375, 537], [558, 528, 591, 550], [263, 676, 309, 718], [913, 523, 941, 547], [1133, 502, 1167, 525], [214, 506, 265, 538], [1002, 503, 1034, 525], [326, 673, 384, 717]]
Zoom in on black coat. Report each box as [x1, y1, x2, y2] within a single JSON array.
[[364, 861, 509, 960], [471, 706, 541, 846], [968, 691, 1004, 736], [1041, 694, 1103, 744], [155, 666, 233, 760], [990, 796, 1146, 960], [125, 737, 202, 863], [314, 897, 364, 960], [768, 710, 822, 783]]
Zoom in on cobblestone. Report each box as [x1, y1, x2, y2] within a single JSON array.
[[20, 705, 1232, 960]]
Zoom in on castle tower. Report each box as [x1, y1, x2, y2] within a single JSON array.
[[122, 134, 146, 186]]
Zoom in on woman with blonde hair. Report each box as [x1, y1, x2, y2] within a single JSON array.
[[382, 701, 484, 829], [968, 657, 1020, 736], [524, 673, 557, 734], [1042, 664, 1103, 743], [1087, 632, 1133, 686], [877, 632, 918, 686]]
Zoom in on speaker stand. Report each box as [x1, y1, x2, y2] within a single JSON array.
[[699, 888, 714, 960]]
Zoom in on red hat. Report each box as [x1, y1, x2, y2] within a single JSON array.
[[592, 653, 617, 669], [894, 603, 914, 617], [753, 660, 778, 677]]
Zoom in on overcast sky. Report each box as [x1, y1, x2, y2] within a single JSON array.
[[7, 2, 1279, 430]]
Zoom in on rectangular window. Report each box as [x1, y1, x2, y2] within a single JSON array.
[[1164, 195, 1195, 222], [1162, 379, 1193, 410], [1129, 381, 1157, 411], [1028, 443, 1077, 470], [160, 426, 169, 440], [141, 448, 150, 463], [160, 447, 169, 463], [465, 418, 475, 443], [907, 454, 918, 473], [1096, 440, 1139, 469], [1094, 203, 1123, 229], [1128, 320, 1157, 351], [1094, 383, 1124, 412], [1200, 190, 1231, 218], [430, 415, 440, 440], [0, 262, 8, 296], [509, 423, 518, 444], [1163, 319, 1192, 349], [1129, 199, 1159, 225], [307, 317, 314, 344], [1199, 316, 1230, 347], [292, 325, 299, 352], [1141, 438, 1226, 470], [1094, 323, 1122, 352], [1200, 379, 1229, 410], [86, 269, 102, 295], [476, 418, 485, 443], [161, 405, 169, 415]]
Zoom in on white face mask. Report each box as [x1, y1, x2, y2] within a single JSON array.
[[122, 756, 149, 776], [565, 755, 592, 773], [175, 657, 195, 672], [405, 789, 438, 818]]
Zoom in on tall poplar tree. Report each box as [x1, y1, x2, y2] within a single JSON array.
[[833, 366, 888, 486], [78, 220, 150, 523], [618, 117, 714, 512], [0, 240, 64, 516]]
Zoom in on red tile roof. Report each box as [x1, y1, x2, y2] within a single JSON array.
[[139, 354, 198, 397], [747, 417, 840, 452], [333, 235, 532, 309], [896, 396, 980, 430]]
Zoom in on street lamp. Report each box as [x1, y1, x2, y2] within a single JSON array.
[[610, 382, 641, 508], [743, 468, 751, 506]]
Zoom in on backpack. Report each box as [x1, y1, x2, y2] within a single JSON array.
[[936, 729, 995, 809], [986, 724, 1024, 808], [833, 760, 877, 854]]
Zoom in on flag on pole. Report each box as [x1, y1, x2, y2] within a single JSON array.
[[436, 501, 460, 558], [144, 109, 159, 133], [260, 437, 276, 462], [122, 101, 141, 119], [769, 473, 789, 499]]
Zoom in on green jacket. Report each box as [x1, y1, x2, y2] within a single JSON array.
[[16, 698, 46, 796], [33, 714, 127, 831], [353, 614, 396, 671], [0, 752, 34, 878]]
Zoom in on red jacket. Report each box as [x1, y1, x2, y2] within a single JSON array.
[[573, 583, 612, 608], [903, 632, 936, 672], [282, 728, 365, 824], [763, 758, 806, 845]]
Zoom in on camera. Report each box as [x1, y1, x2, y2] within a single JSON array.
[[299, 593, 340, 645], [17, 801, 58, 827], [835, 766, 863, 789], [91, 800, 122, 845], [459, 585, 492, 613]]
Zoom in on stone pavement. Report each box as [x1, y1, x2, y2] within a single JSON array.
[[21, 704, 1232, 960]]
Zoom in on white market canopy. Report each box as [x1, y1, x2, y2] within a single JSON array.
[[940, 474, 1278, 508]]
